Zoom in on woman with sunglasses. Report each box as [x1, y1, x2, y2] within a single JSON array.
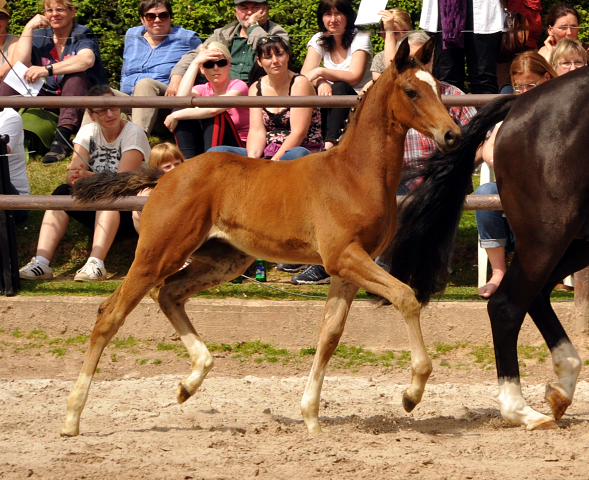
[[210, 36, 323, 161], [164, 42, 249, 159], [301, 0, 372, 150], [19, 85, 151, 282], [550, 37, 588, 76], [475, 52, 557, 297], [0, 0, 17, 81]]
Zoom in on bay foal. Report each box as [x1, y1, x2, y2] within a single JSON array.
[[62, 38, 460, 437]]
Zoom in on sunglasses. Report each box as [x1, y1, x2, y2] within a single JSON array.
[[143, 11, 171, 21], [202, 59, 229, 69], [258, 35, 284, 45]]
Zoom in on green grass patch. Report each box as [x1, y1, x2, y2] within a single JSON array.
[[64, 334, 89, 346], [48, 347, 67, 357], [157, 342, 188, 358], [469, 344, 496, 368], [153, 359, 162, 365], [112, 336, 139, 349], [517, 344, 549, 363]]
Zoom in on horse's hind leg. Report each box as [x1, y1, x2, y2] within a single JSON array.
[[61, 273, 157, 436], [151, 240, 254, 404], [301, 277, 359, 434]]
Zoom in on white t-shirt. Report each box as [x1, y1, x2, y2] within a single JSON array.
[[73, 121, 151, 173], [0, 108, 29, 195], [307, 30, 373, 93]]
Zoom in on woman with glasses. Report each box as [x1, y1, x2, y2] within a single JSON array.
[[210, 35, 323, 161], [301, 0, 372, 150], [550, 37, 588, 76], [0, 0, 17, 81], [163, 42, 249, 159], [19, 85, 150, 282], [475, 52, 557, 297], [538, 3, 588, 63]]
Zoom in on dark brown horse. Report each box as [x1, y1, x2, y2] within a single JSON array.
[[381, 66, 589, 430], [61, 38, 460, 436]]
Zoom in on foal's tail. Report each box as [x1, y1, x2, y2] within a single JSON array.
[[72, 166, 164, 203], [380, 95, 517, 305]]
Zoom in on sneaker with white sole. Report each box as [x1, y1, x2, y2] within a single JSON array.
[[74, 259, 107, 281], [19, 257, 53, 280], [290, 264, 331, 285]]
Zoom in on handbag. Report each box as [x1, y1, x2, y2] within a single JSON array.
[[498, 1, 529, 64]]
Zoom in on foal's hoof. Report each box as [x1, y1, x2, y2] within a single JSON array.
[[545, 383, 572, 420], [402, 391, 418, 413], [60, 427, 79, 437], [177, 382, 192, 404], [528, 418, 558, 431]]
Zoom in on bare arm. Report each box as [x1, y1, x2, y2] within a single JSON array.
[[245, 82, 266, 158], [271, 76, 315, 160], [304, 50, 369, 88], [23, 48, 96, 83], [0, 37, 17, 80], [66, 144, 91, 186]]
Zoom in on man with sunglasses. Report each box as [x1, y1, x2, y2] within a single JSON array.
[[120, 0, 201, 135], [170, 0, 288, 85], [1, 0, 108, 165]]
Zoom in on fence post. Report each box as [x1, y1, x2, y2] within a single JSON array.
[[0, 133, 20, 296]]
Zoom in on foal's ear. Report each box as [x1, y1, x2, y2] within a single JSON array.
[[394, 37, 410, 72], [414, 37, 434, 66]]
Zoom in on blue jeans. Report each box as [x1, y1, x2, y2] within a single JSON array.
[[475, 182, 512, 249], [208, 145, 311, 160]]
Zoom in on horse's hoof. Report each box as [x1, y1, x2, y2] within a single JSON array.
[[527, 418, 558, 431], [402, 391, 418, 413], [545, 383, 572, 420], [60, 428, 79, 437], [306, 423, 323, 436], [177, 382, 192, 404]]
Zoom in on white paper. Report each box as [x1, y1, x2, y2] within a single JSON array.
[[355, 0, 388, 25], [3, 61, 44, 97]]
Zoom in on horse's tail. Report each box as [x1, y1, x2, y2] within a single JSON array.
[[72, 166, 164, 203], [380, 95, 517, 305]]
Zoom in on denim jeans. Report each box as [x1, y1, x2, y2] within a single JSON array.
[[208, 145, 311, 160], [475, 182, 510, 249]]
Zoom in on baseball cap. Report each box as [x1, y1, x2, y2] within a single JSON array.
[[234, 0, 267, 5], [0, 0, 10, 17]]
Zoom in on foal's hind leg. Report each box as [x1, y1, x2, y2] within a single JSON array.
[[301, 277, 359, 434], [151, 240, 254, 404]]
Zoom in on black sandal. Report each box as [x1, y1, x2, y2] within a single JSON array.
[[42, 141, 73, 166]]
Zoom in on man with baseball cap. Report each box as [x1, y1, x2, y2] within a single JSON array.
[[170, 0, 289, 85]]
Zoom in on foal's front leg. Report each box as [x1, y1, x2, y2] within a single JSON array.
[[301, 277, 359, 434]]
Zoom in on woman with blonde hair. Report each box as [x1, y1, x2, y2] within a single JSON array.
[[164, 41, 249, 159], [371, 8, 412, 81], [550, 37, 587, 76], [133, 142, 185, 232]]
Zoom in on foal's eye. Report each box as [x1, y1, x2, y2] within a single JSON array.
[[405, 89, 418, 99]]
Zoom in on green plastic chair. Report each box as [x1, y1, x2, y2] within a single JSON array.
[[19, 108, 58, 159]]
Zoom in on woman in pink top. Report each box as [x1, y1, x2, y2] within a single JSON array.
[[164, 41, 249, 159]]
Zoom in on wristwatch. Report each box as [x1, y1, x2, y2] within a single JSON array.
[[45, 64, 54, 76], [249, 21, 259, 28]]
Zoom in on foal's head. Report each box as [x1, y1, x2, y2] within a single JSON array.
[[385, 37, 460, 152]]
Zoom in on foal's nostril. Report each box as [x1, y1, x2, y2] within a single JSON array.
[[444, 130, 458, 147]]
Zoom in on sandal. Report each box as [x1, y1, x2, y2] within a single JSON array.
[[42, 141, 73, 166]]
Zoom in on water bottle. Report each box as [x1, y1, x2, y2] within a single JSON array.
[[255, 259, 267, 282]]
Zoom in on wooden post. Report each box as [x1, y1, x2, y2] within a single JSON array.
[[574, 268, 589, 334], [0, 134, 20, 296]]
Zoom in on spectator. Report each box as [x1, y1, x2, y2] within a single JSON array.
[[420, 0, 504, 94], [209, 35, 322, 160], [0, 0, 18, 82], [133, 142, 184, 232], [294, 31, 478, 286], [538, 3, 587, 63], [1, 0, 108, 165], [19, 85, 150, 282], [170, 0, 288, 86], [0, 107, 29, 224], [301, 0, 372, 150], [120, 0, 201, 135], [371, 8, 412, 81], [475, 51, 557, 297], [163, 42, 249, 159], [550, 36, 587, 76]]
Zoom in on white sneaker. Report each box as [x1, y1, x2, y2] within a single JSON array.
[[19, 257, 53, 280], [74, 259, 107, 281]]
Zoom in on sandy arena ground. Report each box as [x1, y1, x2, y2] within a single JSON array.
[[2, 300, 589, 479]]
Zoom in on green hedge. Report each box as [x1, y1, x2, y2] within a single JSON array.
[[7, 0, 589, 87]]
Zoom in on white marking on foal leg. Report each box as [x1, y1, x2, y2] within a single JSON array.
[[61, 373, 93, 437], [301, 365, 327, 435], [177, 333, 214, 403], [415, 70, 439, 98], [545, 340, 581, 419], [498, 378, 556, 430]]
